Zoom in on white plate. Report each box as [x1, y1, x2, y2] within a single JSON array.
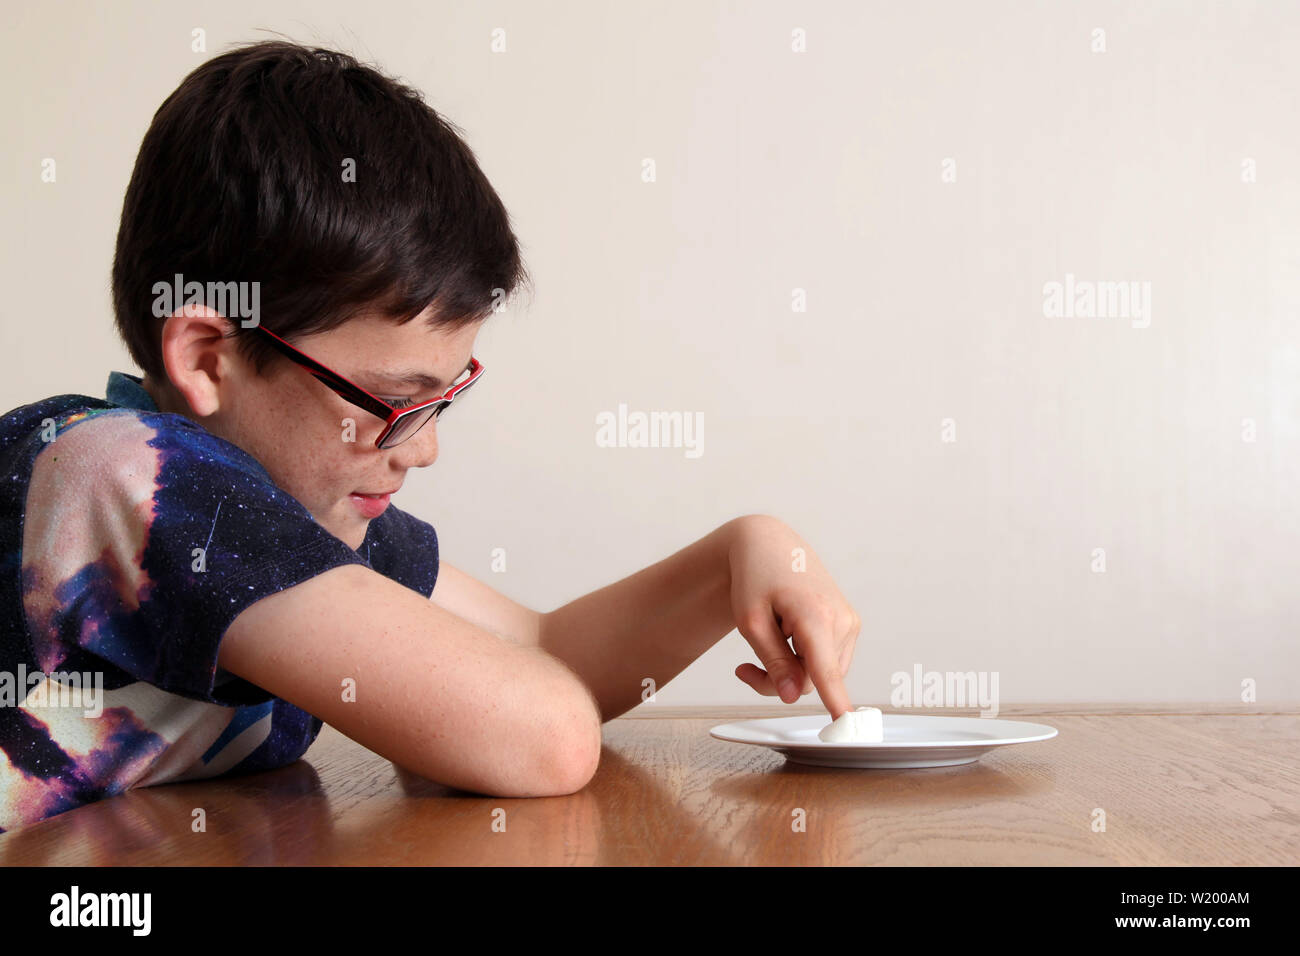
[[709, 714, 1058, 768]]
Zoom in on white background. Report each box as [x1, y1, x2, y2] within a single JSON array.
[[3, 0, 1296, 708]]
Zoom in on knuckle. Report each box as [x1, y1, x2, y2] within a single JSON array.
[[737, 606, 768, 635], [839, 607, 860, 635], [816, 602, 837, 630], [763, 655, 793, 676]]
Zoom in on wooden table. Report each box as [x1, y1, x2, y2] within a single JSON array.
[[2, 706, 1296, 865]]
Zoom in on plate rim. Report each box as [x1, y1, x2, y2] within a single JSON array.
[[708, 713, 1059, 749]]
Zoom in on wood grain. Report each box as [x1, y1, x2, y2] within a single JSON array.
[[1, 712, 1295, 865]]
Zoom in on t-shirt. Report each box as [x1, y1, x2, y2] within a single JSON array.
[[0, 371, 440, 832]]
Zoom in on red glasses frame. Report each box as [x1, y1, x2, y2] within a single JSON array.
[[252, 325, 484, 449]]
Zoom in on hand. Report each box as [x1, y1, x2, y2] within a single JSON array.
[[727, 515, 860, 719]]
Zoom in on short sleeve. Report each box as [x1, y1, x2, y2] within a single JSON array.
[[19, 408, 369, 706], [359, 502, 440, 597]]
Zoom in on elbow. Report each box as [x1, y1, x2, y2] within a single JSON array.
[[471, 679, 601, 798], [524, 676, 601, 795], [456, 662, 602, 798], [533, 653, 603, 795], [542, 698, 603, 796], [414, 716, 600, 799]]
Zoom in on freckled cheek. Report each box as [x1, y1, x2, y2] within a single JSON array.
[[316, 412, 378, 495], [257, 411, 347, 503]]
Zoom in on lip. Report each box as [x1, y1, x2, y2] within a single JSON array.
[[348, 489, 396, 519]]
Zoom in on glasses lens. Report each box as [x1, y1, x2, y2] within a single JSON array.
[[379, 405, 442, 448]]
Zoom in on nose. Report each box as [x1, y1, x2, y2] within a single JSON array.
[[385, 414, 439, 469]]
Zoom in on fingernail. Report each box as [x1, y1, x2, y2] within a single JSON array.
[[779, 678, 798, 700]]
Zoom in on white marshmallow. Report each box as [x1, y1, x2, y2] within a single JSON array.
[[818, 705, 884, 743]]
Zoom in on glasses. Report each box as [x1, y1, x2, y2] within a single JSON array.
[[252, 325, 484, 449]]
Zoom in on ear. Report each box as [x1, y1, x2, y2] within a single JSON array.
[[158, 305, 240, 418]]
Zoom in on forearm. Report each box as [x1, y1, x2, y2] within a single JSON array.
[[538, 518, 744, 722]]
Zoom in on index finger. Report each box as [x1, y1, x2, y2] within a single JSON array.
[[782, 603, 853, 719]]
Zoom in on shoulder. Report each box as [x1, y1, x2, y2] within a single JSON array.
[[26, 405, 301, 517], [16, 404, 369, 702], [27, 407, 182, 498], [0, 393, 116, 466], [22, 406, 289, 545], [18, 401, 357, 587]]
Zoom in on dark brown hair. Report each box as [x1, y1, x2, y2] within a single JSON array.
[[111, 40, 530, 380]]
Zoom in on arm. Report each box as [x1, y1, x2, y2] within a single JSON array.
[[431, 560, 543, 647], [217, 563, 601, 796], [428, 516, 858, 724], [539, 519, 740, 723]]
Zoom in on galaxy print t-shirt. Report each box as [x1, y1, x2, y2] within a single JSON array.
[[0, 372, 439, 832]]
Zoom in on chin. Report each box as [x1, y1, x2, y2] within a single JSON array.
[[340, 515, 368, 546], [317, 508, 365, 549]]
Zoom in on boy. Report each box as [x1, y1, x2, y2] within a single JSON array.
[[0, 40, 859, 832]]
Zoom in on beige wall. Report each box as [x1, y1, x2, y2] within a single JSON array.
[[3, 1, 1296, 708]]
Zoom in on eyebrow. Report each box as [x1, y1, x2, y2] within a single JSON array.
[[370, 359, 474, 392]]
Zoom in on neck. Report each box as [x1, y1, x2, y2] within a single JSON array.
[[140, 375, 184, 416]]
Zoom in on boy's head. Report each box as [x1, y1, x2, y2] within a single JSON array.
[[110, 40, 529, 547]]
